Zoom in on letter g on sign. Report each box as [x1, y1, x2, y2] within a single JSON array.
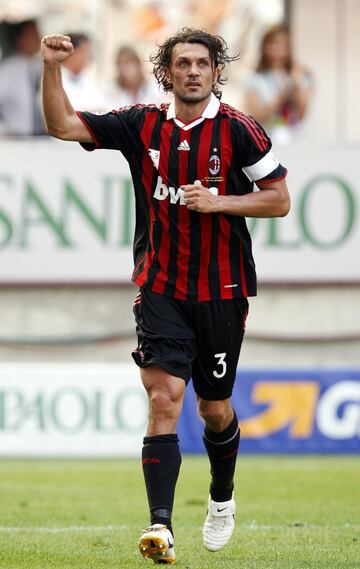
[[316, 381, 360, 439]]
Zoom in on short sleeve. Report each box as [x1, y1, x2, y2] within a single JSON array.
[[77, 105, 149, 158], [237, 115, 287, 182]]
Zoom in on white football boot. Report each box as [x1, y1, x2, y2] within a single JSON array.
[[203, 496, 236, 552], [139, 524, 175, 565]]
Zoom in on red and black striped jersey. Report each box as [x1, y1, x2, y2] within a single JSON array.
[[78, 94, 287, 301]]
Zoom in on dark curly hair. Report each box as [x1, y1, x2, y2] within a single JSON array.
[[150, 28, 239, 100]]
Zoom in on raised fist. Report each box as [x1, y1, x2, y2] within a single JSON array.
[[41, 35, 74, 64]]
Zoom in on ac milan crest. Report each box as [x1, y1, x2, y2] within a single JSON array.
[[209, 154, 221, 176]]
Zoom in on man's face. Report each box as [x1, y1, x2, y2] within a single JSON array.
[[167, 42, 219, 104]]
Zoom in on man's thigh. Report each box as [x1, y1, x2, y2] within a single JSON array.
[[191, 298, 249, 401], [132, 288, 197, 383]]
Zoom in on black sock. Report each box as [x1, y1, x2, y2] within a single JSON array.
[[203, 411, 240, 502], [142, 434, 181, 537]]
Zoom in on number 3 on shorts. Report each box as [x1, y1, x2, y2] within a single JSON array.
[[213, 352, 227, 379]]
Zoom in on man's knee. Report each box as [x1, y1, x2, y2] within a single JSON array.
[[198, 399, 233, 431], [148, 388, 183, 422], [141, 365, 185, 423]]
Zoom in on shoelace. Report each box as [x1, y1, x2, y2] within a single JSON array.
[[206, 515, 233, 529]]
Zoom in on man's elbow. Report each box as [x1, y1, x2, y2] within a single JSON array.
[[45, 123, 59, 139], [45, 122, 72, 140], [277, 196, 291, 217]]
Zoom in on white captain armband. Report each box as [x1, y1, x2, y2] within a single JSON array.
[[242, 150, 280, 182]]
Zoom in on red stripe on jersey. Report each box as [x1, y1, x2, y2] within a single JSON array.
[[235, 112, 267, 152], [221, 105, 268, 152], [239, 240, 248, 297], [217, 118, 233, 299], [197, 120, 214, 301], [134, 111, 158, 286], [174, 129, 190, 300], [151, 121, 174, 294], [239, 114, 268, 152], [218, 218, 233, 299], [113, 103, 155, 113], [221, 106, 267, 149], [133, 250, 147, 283]]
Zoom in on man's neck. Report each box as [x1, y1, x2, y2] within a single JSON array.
[[174, 94, 211, 123]]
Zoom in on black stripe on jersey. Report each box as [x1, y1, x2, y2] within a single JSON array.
[[226, 117, 254, 297], [227, 117, 242, 195], [186, 124, 203, 300], [129, 111, 153, 280], [130, 163, 148, 277], [142, 113, 164, 288], [208, 115, 222, 299], [164, 127, 181, 297], [225, 119, 243, 293], [228, 216, 248, 296]]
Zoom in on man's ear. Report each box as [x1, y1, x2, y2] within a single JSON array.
[[164, 66, 172, 86], [213, 67, 221, 86]]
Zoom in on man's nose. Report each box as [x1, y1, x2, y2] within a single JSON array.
[[188, 63, 200, 76]]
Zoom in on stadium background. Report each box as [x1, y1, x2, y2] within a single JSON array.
[[0, 0, 359, 456]]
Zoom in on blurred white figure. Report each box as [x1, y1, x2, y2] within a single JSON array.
[[104, 45, 163, 108], [62, 32, 107, 113], [243, 24, 313, 144], [0, 19, 45, 135]]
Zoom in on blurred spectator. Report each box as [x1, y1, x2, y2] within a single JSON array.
[[104, 45, 163, 108], [62, 32, 107, 112], [243, 24, 313, 144], [0, 19, 45, 136]]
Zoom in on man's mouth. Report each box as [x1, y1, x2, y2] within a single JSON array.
[[186, 82, 201, 87]]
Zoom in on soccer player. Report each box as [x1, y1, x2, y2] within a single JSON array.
[[41, 29, 290, 565]]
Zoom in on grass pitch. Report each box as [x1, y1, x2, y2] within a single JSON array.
[[0, 456, 359, 569]]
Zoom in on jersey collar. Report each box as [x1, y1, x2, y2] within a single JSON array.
[[166, 92, 220, 131]]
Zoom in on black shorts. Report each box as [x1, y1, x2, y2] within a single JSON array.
[[132, 288, 249, 401]]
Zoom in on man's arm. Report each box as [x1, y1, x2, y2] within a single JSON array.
[[41, 34, 92, 142], [182, 178, 291, 218]]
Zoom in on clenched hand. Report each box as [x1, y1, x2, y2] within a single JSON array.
[[41, 35, 74, 64], [181, 180, 219, 213]]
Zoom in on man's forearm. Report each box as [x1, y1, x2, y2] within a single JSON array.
[[213, 188, 290, 218], [183, 179, 291, 218], [42, 63, 76, 138]]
